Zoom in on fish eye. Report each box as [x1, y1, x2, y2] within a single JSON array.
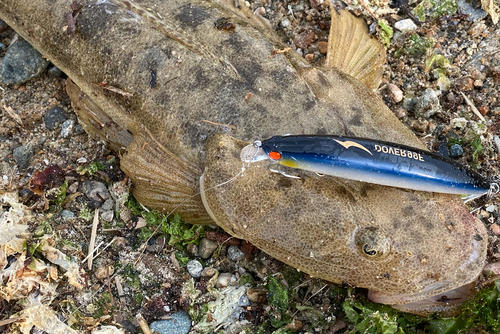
[[355, 226, 391, 260], [363, 244, 377, 256]]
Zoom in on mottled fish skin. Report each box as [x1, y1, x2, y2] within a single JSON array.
[[0, 0, 487, 315]]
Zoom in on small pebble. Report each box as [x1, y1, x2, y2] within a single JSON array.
[[317, 41, 328, 54], [81, 180, 110, 202], [186, 260, 203, 278], [13, 144, 34, 170], [149, 310, 191, 334], [0, 40, 50, 85], [493, 135, 500, 153], [201, 267, 217, 277], [198, 238, 218, 259], [101, 199, 114, 211], [61, 210, 75, 219], [413, 88, 441, 119], [450, 117, 467, 130], [437, 140, 450, 158], [490, 223, 500, 235], [247, 288, 267, 304], [186, 243, 198, 256], [68, 182, 79, 193], [94, 265, 114, 280], [47, 65, 63, 77], [101, 210, 114, 222], [281, 18, 291, 28], [458, 0, 488, 21], [44, 107, 68, 130], [486, 204, 496, 213], [229, 306, 245, 321], [227, 245, 245, 261], [394, 19, 418, 32], [387, 83, 403, 102], [483, 262, 500, 275], [294, 30, 315, 49], [238, 295, 250, 307], [449, 144, 464, 158], [60, 119, 75, 138], [217, 272, 234, 288], [410, 118, 428, 133]]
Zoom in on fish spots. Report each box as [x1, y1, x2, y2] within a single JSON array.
[[175, 4, 210, 29], [348, 107, 363, 126], [303, 97, 316, 111]]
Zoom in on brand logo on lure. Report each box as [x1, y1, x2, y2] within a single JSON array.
[[374, 144, 424, 162], [333, 139, 372, 155]]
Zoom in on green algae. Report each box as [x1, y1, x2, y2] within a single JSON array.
[[378, 19, 394, 47], [395, 34, 434, 58], [412, 0, 457, 21]]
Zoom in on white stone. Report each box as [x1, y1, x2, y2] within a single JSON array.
[[394, 19, 418, 32]]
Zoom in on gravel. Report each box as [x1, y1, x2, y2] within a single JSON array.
[[0, 39, 49, 84]]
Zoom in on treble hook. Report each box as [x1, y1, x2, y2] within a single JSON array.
[[268, 163, 302, 180]]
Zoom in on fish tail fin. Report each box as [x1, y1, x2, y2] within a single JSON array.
[[120, 129, 214, 224], [325, 9, 386, 90]]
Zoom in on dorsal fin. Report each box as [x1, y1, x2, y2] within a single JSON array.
[[325, 9, 386, 90]]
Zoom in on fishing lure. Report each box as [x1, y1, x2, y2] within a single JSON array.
[[240, 135, 499, 198]]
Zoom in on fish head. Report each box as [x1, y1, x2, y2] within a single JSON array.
[[201, 133, 487, 315]]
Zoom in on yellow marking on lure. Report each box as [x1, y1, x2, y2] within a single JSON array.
[[280, 158, 301, 168]]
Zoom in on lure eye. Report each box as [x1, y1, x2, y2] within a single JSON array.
[[354, 227, 391, 260], [268, 151, 282, 160]]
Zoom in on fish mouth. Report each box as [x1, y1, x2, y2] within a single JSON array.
[[368, 281, 475, 316], [368, 238, 485, 315]]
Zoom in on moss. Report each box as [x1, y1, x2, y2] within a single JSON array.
[[238, 273, 255, 286], [378, 19, 393, 47], [33, 221, 53, 238], [395, 34, 433, 58], [412, 0, 457, 21], [92, 292, 113, 318], [77, 161, 105, 175], [267, 275, 291, 328], [79, 206, 94, 221], [50, 180, 68, 206], [127, 196, 206, 247]]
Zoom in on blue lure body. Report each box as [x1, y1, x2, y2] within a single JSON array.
[[242, 135, 498, 197]]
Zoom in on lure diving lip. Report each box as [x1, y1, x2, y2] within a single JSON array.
[[241, 135, 499, 197]]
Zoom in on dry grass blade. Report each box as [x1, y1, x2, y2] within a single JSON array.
[[88, 209, 99, 270], [3, 104, 22, 124], [136, 313, 152, 334], [461, 92, 486, 122], [0, 317, 23, 326]]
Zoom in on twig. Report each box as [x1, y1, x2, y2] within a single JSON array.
[[3, 105, 22, 124], [136, 313, 153, 334], [201, 119, 236, 130], [461, 92, 486, 122], [358, 0, 377, 19], [115, 276, 126, 304], [0, 317, 23, 326], [88, 209, 99, 270]]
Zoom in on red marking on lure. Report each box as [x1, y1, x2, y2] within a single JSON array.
[[268, 151, 281, 160]]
